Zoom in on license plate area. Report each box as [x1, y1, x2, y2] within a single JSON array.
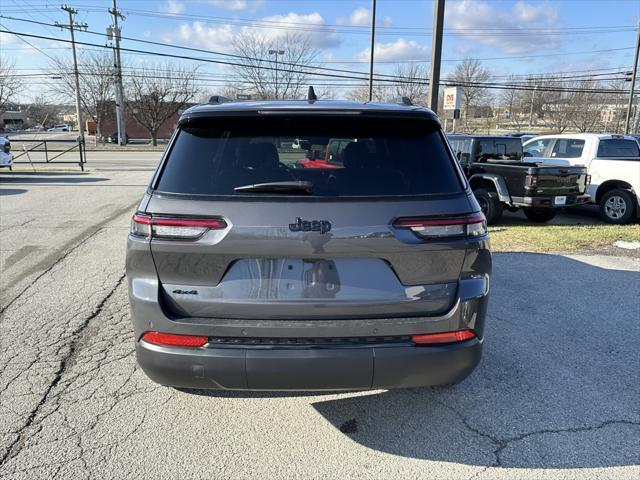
[[554, 195, 567, 206]]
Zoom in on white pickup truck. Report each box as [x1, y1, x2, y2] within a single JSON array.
[[523, 133, 640, 224]]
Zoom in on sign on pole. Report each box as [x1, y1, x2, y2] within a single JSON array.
[[443, 86, 461, 120]]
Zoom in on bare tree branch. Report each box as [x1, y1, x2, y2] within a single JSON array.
[[0, 58, 23, 112], [126, 63, 199, 146], [231, 31, 319, 100]]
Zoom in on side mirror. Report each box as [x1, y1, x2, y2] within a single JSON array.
[[523, 151, 532, 157]]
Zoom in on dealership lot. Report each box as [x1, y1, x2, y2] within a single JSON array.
[[0, 155, 639, 479]]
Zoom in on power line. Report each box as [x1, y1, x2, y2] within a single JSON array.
[[0, 28, 632, 95]]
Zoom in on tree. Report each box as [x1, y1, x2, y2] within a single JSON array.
[[126, 63, 198, 146], [500, 75, 528, 130], [231, 31, 319, 100], [540, 75, 572, 133], [567, 78, 603, 132], [391, 63, 429, 105], [26, 96, 60, 129], [51, 52, 115, 142], [346, 83, 390, 102], [0, 58, 22, 112], [447, 58, 491, 122]]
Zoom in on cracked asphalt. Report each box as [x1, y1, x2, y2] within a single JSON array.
[[1, 155, 639, 479]]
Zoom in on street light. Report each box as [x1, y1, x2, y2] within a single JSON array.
[[269, 49, 285, 99]]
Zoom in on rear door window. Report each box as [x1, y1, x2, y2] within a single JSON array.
[[524, 138, 552, 157], [551, 139, 585, 158], [155, 115, 463, 197], [597, 139, 640, 158]]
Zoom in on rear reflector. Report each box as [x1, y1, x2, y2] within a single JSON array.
[[131, 213, 226, 240], [141, 332, 208, 348], [393, 213, 486, 239], [412, 329, 476, 345]]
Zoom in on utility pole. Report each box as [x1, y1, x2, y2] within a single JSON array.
[[624, 20, 640, 134], [368, 0, 377, 101], [268, 49, 285, 99], [57, 6, 87, 142], [109, 0, 126, 145], [428, 0, 445, 112]]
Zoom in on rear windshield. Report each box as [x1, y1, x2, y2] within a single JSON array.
[[475, 138, 523, 161], [155, 116, 463, 197], [597, 139, 640, 158]]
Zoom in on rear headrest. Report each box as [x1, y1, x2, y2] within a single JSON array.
[[343, 142, 369, 170], [236, 142, 280, 170]]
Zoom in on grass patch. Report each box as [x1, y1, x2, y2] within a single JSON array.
[[489, 224, 640, 252]]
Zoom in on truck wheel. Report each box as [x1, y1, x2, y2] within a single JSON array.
[[523, 208, 556, 223], [599, 189, 636, 224], [474, 188, 503, 225]]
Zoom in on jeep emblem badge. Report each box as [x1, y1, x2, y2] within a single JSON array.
[[289, 217, 332, 234]]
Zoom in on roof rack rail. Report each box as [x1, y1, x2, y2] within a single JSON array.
[[392, 96, 413, 106], [208, 95, 232, 104]]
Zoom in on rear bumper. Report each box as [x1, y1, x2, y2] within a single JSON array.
[[136, 337, 482, 391], [511, 193, 590, 208]]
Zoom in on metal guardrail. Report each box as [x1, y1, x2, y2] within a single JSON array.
[[11, 138, 86, 171]]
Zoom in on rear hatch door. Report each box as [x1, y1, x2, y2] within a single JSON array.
[[146, 112, 474, 320]]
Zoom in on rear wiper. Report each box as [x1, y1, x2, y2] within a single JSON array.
[[234, 181, 314, 195]]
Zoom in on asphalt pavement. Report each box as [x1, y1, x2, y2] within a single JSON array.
[[0, 157, 638, 479]]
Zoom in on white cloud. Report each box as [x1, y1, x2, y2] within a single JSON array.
[[356, 38, 429, 62], [170, 21, 236, 52], [160, 0, 185, 15], [0, 31, 16, 46], [166, 12, 341, 51], [337, 7, 392, 27], [259, 12, 341, 48], [209, 0, 264, 12], [446, 0, 558, 53]]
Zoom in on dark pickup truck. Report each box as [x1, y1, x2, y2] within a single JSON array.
[[447, 135, 589, 223]]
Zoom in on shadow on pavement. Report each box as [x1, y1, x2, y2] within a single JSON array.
[[311, 253, 640, 469], [0, 173, 108, 184], [0, 188, 27, 196]]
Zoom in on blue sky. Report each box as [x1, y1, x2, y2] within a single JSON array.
[[0, 0, 639, 101]]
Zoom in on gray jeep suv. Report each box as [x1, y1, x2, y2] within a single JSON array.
[[126, 98, 491, 391]]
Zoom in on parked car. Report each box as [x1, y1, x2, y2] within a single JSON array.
[[448, 134, 589, 224], [0, 136, 12, 170], [107, 131, 129, 144], [126, 97, 491, 391], [47, 124, 70, 132], [523, 133, 640, 224]]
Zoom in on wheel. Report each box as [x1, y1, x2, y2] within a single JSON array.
[[473, 188, 503, 225], [523, 208, 556, 223], [599, 189, 636, 224]]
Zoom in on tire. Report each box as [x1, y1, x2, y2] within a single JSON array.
[[473, 188, 503, 225], [599, 189, 636, 224], [523, 208, 556, 223]]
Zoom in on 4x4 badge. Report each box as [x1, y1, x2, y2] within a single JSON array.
[[289, 217, 332, 234]]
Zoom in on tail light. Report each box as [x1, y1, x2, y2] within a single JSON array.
[[524, 174, 538, 190], [585, 174, 592, 185], [130, 213, 226, 240], [141, 332, 208, 348], [412, 329, 476, 345], [393, 213, 486, 239]]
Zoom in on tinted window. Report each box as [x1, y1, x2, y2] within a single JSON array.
[[551, 139, 585, 158], [156, 116, 462, 197], [475, 138, 522, 161], [597, 139, 640, 158]]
